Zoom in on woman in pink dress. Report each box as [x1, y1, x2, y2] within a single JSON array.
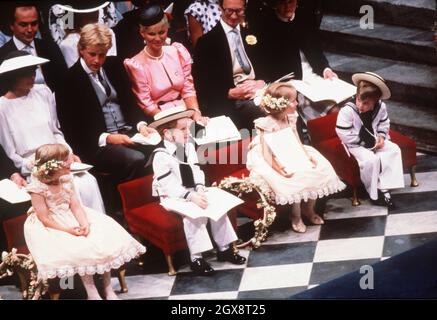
[[124, 4, 208, 125]]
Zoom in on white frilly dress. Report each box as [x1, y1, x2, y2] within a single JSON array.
[[246, 112, 346, 205], [24, 175, 146, 280]]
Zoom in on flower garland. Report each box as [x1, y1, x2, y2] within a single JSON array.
[[32, 159, 65, 179], [261, 94, 290, 113], [0, 249, 48, 300], [216, 176, 277, 249]]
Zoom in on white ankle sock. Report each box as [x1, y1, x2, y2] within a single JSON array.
[[380, 189, 391, 198], [191, 254, 202, 262]]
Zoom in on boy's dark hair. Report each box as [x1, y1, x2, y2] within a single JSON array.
[[157, 119, 179, 137], [357, 80, 382, 102]]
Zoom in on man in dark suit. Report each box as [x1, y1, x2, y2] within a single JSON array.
[[0, 3, 67, 94], [248, 0, 335, 83], [192, 0, 266, 130], [0, 146, 30, 252], [247, 0, 340, 123], [56, 23, 156, 185]]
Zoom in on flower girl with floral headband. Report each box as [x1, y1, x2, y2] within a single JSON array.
[[24, 144, 146, 300], [247, 83, 345, 233]]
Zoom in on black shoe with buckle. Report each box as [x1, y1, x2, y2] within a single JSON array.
[[217, 247, 246, 265], [190, 258, 215, 276], [372, 190, 395, 209], [382, 193, 395, 209]]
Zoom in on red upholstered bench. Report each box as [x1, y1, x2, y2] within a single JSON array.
[[3, 214, 29, 255], [201, 138, 263, 221], [118, 175, 186, 276], [307, 112, 418, 206]]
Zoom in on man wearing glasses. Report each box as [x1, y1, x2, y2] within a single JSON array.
[[192, 0, 266, 130]]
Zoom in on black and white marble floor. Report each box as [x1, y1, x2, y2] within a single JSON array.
[[1, 154, 437, 300]]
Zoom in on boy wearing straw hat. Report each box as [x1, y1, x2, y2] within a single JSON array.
[[149, 106, 246, 276], [336, 72, 405, 208]]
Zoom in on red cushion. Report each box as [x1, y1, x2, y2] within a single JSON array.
[[2, 214, 29, 254], [390, 130, 417, 168], [125, 203, 187, 255], [118, 175, 157, 212], [307, 113, 339, 145], [317, 138, 362, 187], [202, 138, 251, 184]]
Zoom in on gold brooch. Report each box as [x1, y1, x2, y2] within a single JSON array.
[[245, 35, 257, 45]]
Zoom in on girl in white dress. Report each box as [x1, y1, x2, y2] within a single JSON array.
[[24, 144, 146, 300], [247, 83, 346, 233]]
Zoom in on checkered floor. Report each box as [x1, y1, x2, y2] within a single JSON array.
[[1, 154, 437, 300]]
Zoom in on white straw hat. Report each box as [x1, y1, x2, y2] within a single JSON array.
[[149, 105, 195, 129], [352, 72, 391, 100], [54, 2, 110, 13], [0, 52, 49, 75]]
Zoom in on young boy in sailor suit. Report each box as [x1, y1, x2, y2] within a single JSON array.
[[150, 106, 246, 276], [336, 72, 405, 208]]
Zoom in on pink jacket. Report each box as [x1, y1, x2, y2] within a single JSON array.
[[124, 42, 197, 116]]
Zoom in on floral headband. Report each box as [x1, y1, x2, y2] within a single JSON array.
[[32, 159, 65, 178], [260, 93, 290, 113]]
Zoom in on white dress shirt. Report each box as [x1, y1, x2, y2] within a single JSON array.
[[220, 19, 255, 85], [152, 140, 205, 200]]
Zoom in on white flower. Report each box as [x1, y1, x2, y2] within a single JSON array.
[[245, 35, 257, 45]]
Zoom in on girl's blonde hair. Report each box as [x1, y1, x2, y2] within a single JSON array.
[[78, 23, 112, 52], [260, 82, 297, 115], [33, 144, 70, 183]]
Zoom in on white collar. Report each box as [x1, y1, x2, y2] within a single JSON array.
[[13, 36, 35, 50], [277, 12, 296, 22], [163, 139, 178, 155], [80, 57, 101, 77], [220, 19, 240, 34]]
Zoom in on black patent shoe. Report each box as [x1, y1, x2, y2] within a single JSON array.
[[372, 190, 395, 209], [217, 247, 246, 265], [190, 258, 215, 276], [382, 193, 395, 209]]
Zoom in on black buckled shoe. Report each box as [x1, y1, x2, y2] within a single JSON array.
[[190, 258, 215, 276], [372, 190, 395, 209], [382, 193, 395, 209], [217, 247, 246, 265]]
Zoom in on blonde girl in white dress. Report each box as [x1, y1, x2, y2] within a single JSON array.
[[24, 144, 146, 300], [247, 83, 346, 233]]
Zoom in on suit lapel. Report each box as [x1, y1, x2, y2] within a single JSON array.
[[75, 61, 106, 117], [216, 23, 234, 81]]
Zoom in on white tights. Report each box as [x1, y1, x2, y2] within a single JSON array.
[[80, 272, 119, 300]]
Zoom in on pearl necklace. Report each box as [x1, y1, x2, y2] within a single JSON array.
[[144, 46, 164, 60]]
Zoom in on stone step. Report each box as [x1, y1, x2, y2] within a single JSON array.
[[320, 14, 437, 66], [325, 52, 437, 108], [386, 100, 437, 154], [323, 0, 436, 30]]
